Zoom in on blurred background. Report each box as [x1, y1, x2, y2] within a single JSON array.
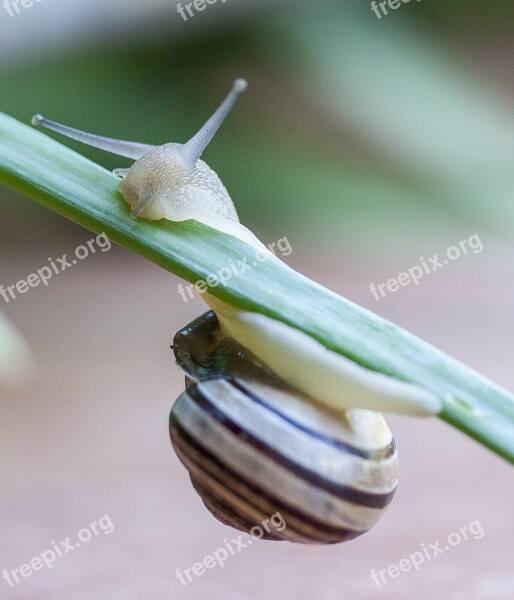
[[0, 0, 513, 598]]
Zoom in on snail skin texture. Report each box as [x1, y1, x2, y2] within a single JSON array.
[[31, 78, 441, 419], [170, 311, 399, 544]]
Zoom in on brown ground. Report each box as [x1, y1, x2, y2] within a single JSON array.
[[0, 242, 513, 599]]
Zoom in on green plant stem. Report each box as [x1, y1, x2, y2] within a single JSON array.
[[1, 112, 513, 464]]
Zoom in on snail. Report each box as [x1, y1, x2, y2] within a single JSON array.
[[31, 79, 265, 253], [31, 78, 441, 543], [170, 310, 398, 544]]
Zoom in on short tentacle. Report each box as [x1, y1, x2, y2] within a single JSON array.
[[130, 186, 159, 219], [113, 168, 130, 179]]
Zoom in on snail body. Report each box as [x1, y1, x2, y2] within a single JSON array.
[[170, 311, 399, 544], [31, 79, 267, 252], [206, 294, 442, 417], [116, 146, 237, 222], [31, 81, 442, 542], [29, 80, 440, 418]]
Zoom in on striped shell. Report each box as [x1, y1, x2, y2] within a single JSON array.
[[170, 311, 399, 544]]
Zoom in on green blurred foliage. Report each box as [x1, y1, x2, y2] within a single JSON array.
[[1, 0, 513, 380], [419, 0, 514, 33], [0, 0, 513, 255]]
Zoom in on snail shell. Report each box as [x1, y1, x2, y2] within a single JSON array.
[[170, 311, 399, 544]]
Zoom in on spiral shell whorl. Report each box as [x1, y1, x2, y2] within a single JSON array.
[[170, 376, 398, 544]]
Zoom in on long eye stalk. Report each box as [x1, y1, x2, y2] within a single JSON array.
[[179, 78, 247, 168], [31, 78, 247, 165], [31, 114, 156, 160]]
